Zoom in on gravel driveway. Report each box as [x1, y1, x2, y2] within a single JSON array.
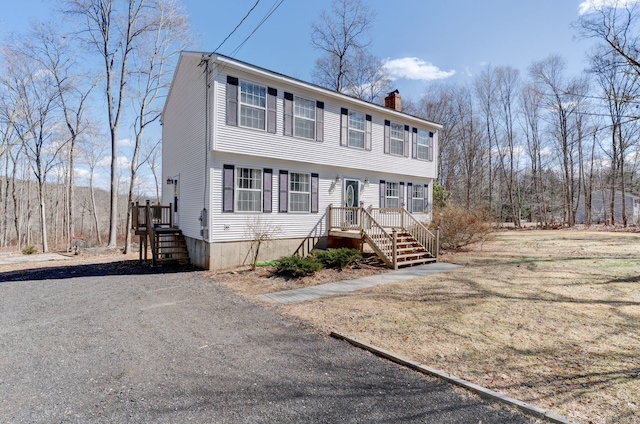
[[0, 262, 535, 423]]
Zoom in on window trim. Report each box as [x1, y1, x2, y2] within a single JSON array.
[[288, 171, 312, 213], [412, 184, 425, 213], [238, 80, 267, 131], [385, 181, 400, 209], [347, 110, 366, 149], [234, 167, 263, 213], [389, 122, 404, 156], [293, 95, 316, 141], [416, 129, 433, 161]]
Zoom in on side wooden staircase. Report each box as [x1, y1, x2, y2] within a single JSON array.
[[132, 200, 190, 266], [328, 204, 439, 270]]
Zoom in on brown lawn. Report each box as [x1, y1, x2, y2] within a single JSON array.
[[219, 230, 640, 424]]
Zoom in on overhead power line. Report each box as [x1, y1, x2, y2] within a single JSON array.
[[212, 0, 262, 54]]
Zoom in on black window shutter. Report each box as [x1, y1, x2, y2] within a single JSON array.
[[311, 173, 319, 213], [263, 168, 273, 213], [407, 183, 413, 212], [365, 114, 372, 151], [226, 76, 238, 126], [267, 87, 277, 134], [283, 92, 293, 136], [316, 101, 324, 142], [424, 184, 429, 212], [279, 170, 289, 213], [404, 125, 410, 157], [399, 182, 405, 208], [379, 180, 386, 208], [429, 132, 434, 161], [412, 127, 418, 159], [384, 120, 390, 154], [223, 165, 234, 212], [340, 108, 348, 146]]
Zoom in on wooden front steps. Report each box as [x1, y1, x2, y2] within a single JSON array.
[[153, 228, 189, 264], [394, 231, 437, 267], [328, 205, 439, 270]]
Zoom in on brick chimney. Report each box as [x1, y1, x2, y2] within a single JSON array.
[[384, 89, 402, 111]]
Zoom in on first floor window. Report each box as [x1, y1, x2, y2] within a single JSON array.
[[236, 167, 262, 212], [289, 172, 311, 212], [348, 111, 365, 148], [417, 129, 433, 161], [239, 81, 266, 130], [390, 122, 404, 156], [294, 96, 316, 140], [386, 182, 400, 209], [412, 184, 425, 212]]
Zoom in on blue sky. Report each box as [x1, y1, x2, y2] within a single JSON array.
[[0, 0, 618, 102], [0, 0, 630, 192]]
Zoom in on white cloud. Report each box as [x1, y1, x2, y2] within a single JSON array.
[[97, 155, 131, 169], [383, 57, 456, 81], [119, 138, 135, 147], [579, 0, 640, 15]]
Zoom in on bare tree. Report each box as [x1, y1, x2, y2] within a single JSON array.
[[529, 55, 589, 226], [123, 0, 189, 253], [64, 0, 168, 249], [311, 0, 390, 101], [2, 41, 67, 252], [25, 21, 97, 249]]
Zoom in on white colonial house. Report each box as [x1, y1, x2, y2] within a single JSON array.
[[158, 52, 441, 270]]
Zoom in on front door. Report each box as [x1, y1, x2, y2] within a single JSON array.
[[344, 179, 359, 227], [173, 177, 179, 227]]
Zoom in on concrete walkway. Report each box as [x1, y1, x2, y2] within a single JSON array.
[[258, 262, 461, 304]]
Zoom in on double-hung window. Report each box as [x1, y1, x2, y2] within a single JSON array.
[[239, 81, 266, 130], [289, 172, 311, 212], [412, 184, 425, 213], [236, 167, 262, 212], [390, 122, 404, 156], [348, 111, 366, 148], [417, 129, 433, 161], [386, 182, 400, 209], [294, 96, 315, 140]]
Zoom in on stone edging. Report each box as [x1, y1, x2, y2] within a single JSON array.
[[330, 331, 579, 424]]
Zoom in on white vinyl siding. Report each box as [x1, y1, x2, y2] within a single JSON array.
[[294, 96, 315, 140], [236, 167, 262, 212], [239, 81, 266, 130], [289, 172, 311, 212], [386, 182, 400, 208], [412, 184, 425, 212], [390, 122, 404, 156], [348, 111, 365, 148]]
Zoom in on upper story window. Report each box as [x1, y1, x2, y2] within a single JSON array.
[[340, 108, 371, 150], [390, 122, 404, 156], [284, 92, 324, 141], [348, 112, 366, 148], [294, 96, 316, 140], [236, 167, 263, 212], [239, 81, 266, 130], [417, 129, 434, 161], [289, 172, 311, 213], [386, 182, 400, 209]]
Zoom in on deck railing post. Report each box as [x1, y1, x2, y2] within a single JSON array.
[[435, 226, 440, 259], [401, 203, 405, 229], [392, 228, 398, 270], [169, 203, 173, 227], [359, 201, 364, 233], [328, 204, 333, 230]]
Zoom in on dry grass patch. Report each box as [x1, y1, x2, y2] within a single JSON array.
[[278, 231, 640, 424]]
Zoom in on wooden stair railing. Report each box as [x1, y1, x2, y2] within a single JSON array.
[[328, 205, 439, 270]]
